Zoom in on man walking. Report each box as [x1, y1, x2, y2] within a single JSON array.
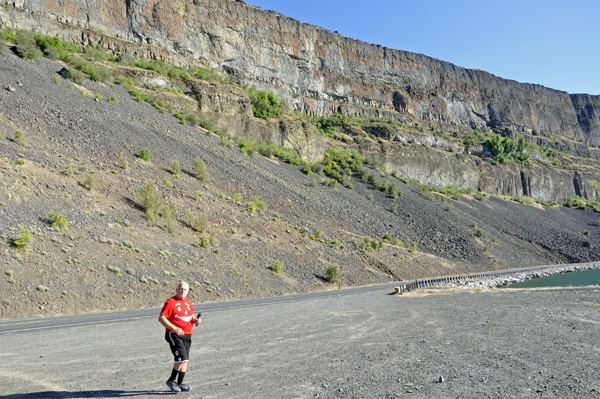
[[159, 282, 200, 392]]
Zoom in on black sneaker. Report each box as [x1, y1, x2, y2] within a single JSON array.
[[166, 380, 181, 392], [179, 383, 191, 392]]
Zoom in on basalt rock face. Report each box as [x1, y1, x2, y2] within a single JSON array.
[[3, 0, 600, 200], [4, 0, 599, 142]]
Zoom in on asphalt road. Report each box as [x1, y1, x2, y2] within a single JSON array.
[[1, 286, 599, 398], [0, 282, 403, 334]]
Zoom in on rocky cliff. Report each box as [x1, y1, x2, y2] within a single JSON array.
[[2, 0, 600, 200], [3, 0, 599, 142]]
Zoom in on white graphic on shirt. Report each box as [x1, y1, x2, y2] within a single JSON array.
[[173, 301, 193, 322]]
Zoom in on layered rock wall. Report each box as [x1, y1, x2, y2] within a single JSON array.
[[2, 0, 599, 145], [2, 0, 600, 200]]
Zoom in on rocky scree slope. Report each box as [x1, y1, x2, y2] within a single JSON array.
[[1, 51, 599, 319]]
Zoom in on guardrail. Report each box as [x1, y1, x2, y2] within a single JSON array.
[[394, 261, 600, 294]]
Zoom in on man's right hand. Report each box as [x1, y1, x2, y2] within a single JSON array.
[[175, 327, 184, 336]]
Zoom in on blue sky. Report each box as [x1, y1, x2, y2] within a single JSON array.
[[247, 0, 600, 95]]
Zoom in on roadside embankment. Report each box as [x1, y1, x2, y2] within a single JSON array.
[[426, 263, 600, 291]]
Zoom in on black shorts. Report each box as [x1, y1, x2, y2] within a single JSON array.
[[165, 331, 192, 363]]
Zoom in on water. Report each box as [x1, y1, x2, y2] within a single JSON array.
[[506, 268, 600, 288]]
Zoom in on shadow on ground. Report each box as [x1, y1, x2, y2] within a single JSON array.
[[1, 391, 174, 398]]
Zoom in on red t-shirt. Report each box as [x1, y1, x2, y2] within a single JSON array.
[[160, 296, 195, 335]]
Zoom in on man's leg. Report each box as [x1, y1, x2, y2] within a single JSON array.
[[165, 332, 187, 392], [175, 361, 188, 390], [173, 361, 188, 372], [177, 336, 192, 390]]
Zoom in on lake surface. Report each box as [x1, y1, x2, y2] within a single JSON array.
[[506, 268, 600, 288]]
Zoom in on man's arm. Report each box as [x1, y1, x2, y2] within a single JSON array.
[[158, 314, 184, 336]]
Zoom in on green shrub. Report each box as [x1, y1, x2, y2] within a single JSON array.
[[14, 130, 25, 146], [71, 57, 113, 83], [51, 74, 60, 85], [163, 177, 173, 187], [393, 238, 403, 247], [271, 260, 284, 275], [512, 196, 536, 205], [245, 87, 283, 119], [48, 211, 69, 232], [562, 196, 587, 210], [220, 140, 234, 149], [139, 147, 152, 162], [438, 185, 472, 201], [13, 225, 33, 252], [358, 237, 381, 252], [388, 183, 402, 198], [237, 140, 257, 156], [173, 113, 185, 124], [198, 116, 216, 132], [326, 264, 341, 283], [382, 234, 392, 243], [162, 205, 175, 233], [62, 165, 74, 177], [367, 194, 374, 201], [140, 180, 164, 224], [195, 234, 214, 251], [303, 165, 314, 177], [82, 172, 96, 189], [193, 157, 210, 182], [34, 32, 80, 58], [186, 210, 207, 233], [486, 136, 531, 166], [15, 30, 43, 62], [232, 193, 242, 202], [62, 68, 86, 85], [36, 285, 49, 292], [15, 159, 25, 165], [408, 242, 417, 252], [330, 239, 343, 249], [107, 95, 118, 103], [251, 196, 267, 210], [2, 28, 15, 42]]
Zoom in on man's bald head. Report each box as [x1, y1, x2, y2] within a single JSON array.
[[175, 282, 189, 299]]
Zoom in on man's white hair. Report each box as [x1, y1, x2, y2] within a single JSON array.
[[177, 281, 189, 289]]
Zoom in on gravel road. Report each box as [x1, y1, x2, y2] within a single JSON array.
[[1, 287, 599, 398]]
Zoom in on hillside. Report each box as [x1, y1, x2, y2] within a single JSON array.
[[1, 46, 600, 319]]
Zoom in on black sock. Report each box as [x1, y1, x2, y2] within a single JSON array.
[[169, 368, 179, 382], [177, 371, 186, 385]]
